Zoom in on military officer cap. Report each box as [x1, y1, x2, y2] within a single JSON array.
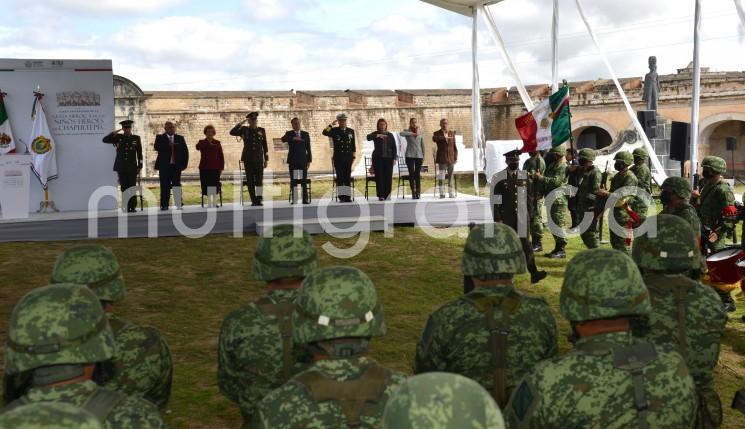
[[119, 120, 134, 127], [504, 149, 521, 160], [246, 112, 259, 119], [578, 148, 596, 162], [336, 113, 348, 121]]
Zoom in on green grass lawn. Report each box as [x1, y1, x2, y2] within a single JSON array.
[[1, 217, 744, 427]]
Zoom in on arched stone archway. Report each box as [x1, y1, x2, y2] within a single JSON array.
[[571, 119, 617, 150], [699, 113, 745, 178]]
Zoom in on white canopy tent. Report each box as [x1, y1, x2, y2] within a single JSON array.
[[421, 0, 717, 189]]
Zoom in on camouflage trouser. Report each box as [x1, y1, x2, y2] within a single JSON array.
[[549, 200, 567, 251], [610, 207, 631, 252], [696, 386, 723, 429], [580, 212, 599, 249], [530, 198, 544, 246]]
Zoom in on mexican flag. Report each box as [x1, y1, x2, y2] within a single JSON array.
[[515, 85, 571, 152], [0, 94, 16, 155], [29, 94, 58, 189]]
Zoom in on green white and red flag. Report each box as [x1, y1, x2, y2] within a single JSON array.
[[515, 85, 571, 152]]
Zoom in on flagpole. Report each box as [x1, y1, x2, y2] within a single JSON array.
[[690, 0, 702, 187], [563, 80, 577, 166]]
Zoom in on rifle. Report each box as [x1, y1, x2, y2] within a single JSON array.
[[596, 161, 610, 242]]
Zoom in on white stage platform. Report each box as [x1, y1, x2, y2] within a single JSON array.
[[0, 194, 493, 242]]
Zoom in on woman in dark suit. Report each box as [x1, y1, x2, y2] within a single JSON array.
[[367, 118, 397, 201], [196, 125, 224, 208]]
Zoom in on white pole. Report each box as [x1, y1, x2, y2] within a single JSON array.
[[690, 0, 702, 186], [472, 6, 483, 196], [552, 0, 560, 92], [735, 0, 745, 30], [574, 0, 667, 183], [480, 5, 535, 111]]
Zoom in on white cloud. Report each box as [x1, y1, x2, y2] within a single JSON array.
[[48, 0, 184, 14], [242, 0, 292, 20]]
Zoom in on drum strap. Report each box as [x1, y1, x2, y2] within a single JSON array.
[[256, 297, 295, 382]]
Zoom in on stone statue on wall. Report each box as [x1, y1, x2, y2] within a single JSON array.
[[642, 56, 660, 111]]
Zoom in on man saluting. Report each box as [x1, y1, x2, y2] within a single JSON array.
[[102, 119, 142, 213], [231, 112, 269, 206]]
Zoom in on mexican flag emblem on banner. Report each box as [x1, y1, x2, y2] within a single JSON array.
[[0, 94, 16, 155], [515, 85, 571, 153], [29, 93, 58, 189]]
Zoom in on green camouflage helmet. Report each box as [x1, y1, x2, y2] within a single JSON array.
[[549, 144, 566, 155], [633, 147, 649, 160], [293, 266, 385, 344], [462, 223, 527, 276], [252, 225, 319, 282], [50, 245, 126, 303], [4, 284, 116, 375], [701, 156, 727, 174], [578, 148, 596, 162], [631, 215, 704, 272], [614, 151, 634, 166], [382, 372, 505, 429], [0, 403, 103, 429], [560, 249, 651, 322], [661, 176, 692, 200]]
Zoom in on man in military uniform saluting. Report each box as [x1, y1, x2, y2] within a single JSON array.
[[491, 149, 547, 284], [231, 112, 269, 206], [102, 120, 142, 213], [323, 113, 356, 202]]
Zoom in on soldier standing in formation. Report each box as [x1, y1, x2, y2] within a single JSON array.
[[231, 112, 269, 206], [505, 249, 698, 428], [0, 284, 165, 428], [565, 148, 583, 229], [598, 151, 639, 253], [414, 223, 558, 407], [574, 148, 603, 249], [218, 225, 318, 426], [323, 113, 356, 202], [492, 149, 547, 284], [102, 120, 142, 213], [253, 266, 406, 428], [523, 150, 546, 252], [632, 215, 727, 429], [382, 372, 505, 429], [661, 177, 701, 243], [534, 145, 568, 258], [49, 245, 173, 410]]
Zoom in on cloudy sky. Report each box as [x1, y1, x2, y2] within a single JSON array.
[[1, 0, 744, 91]]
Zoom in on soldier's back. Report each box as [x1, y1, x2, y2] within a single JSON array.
[[663, 203, 701, 238], [414, 286, 557, 399], [104, 315, 172, 410], [253, 356, 406, 429], [5, 380, 165, 429], [505, 333, 697, 429]]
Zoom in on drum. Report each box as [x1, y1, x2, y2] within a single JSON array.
[[738, 257, 745, 295], [706, 247, 745, 285]]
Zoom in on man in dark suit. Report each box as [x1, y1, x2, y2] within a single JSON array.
[[231, 112, 269, 206], [153, 121, 189, 210], [102, 119, 142, 213], [281, 117, 312, 204], [322, 113, 356, 202]]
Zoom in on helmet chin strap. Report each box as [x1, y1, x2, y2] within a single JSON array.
[[313, 338, 370, 360], [32, 364, 86, 386]]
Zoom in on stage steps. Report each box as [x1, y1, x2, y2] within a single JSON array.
[[256, 216, 388, 236]]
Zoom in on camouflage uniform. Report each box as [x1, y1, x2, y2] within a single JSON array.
[[50, 245, 173, 410], [252, 266, 406, 428], [505, 249, 698, 429], [0, 402, 103, 429], [694, 156, 736, 252], [661, 177, 701, 243], [218, 225, 319, 425], [382, 372, 505, 429], [575, 149, 603, 249], [631, 147, 652, 220], [632, 215, 727, 428], [1, 284, 165, 429], [414, 223, 558, 407], [524, 153, 546, 249], [537, 145, 568, 254], [609, 151, 640, 252]]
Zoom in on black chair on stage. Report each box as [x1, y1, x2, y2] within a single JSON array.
[[331, 164, 356, 202], [288, 172, 312, 204], [364, 157, 376, 200], [433, 155, 458, 198], [135, 174, 144, 211], [396, 156, 410, 199], [200, 181, 223, 208]]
